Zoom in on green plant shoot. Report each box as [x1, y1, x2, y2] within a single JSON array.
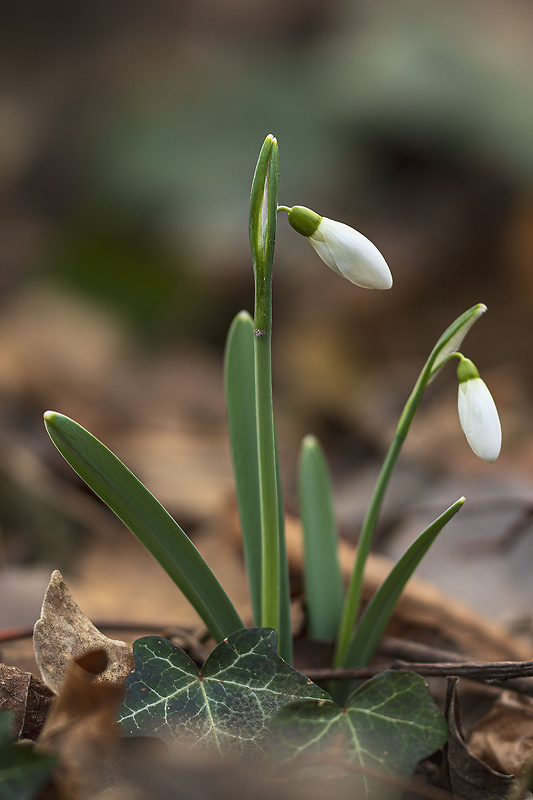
[[298, 434, 343, 640]]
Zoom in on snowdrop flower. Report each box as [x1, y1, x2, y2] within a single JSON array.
[[457, 357, 501, 462], [284, 205, 392, 290]]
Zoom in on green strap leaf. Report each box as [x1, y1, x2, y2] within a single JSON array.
[[298, 435, 343, 640], [43, 411, 243, 642], [224, 311, 262, 624], [269, 670, 448, 799], [224, 313, 292, 661], [340, 497, 465, 682], [275, 438, 293, 664], [120, 627, 328, 759]]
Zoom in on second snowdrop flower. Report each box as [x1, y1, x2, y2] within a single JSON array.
[[283, 205, 392, 290], [457, 357, 502, 463]]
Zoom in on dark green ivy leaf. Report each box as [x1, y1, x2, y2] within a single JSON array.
[[269, 671, 449, 799], [0, 712, 57, 800], [119, 628, 329, 759]]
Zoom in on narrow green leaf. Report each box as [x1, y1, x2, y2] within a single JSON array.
[[224, 311, 262, 624], [224, 313, 291, 660], [340, 497, 465, 681], [298, 435, 343, 640], [269, 671, 448, 800], [43, 411, 243, 642], [275, 439, 292, 664], [120, 628, 328, 759]]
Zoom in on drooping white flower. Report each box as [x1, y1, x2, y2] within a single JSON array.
[[286, 205, 392, 290], [457, 358, 501, 462]]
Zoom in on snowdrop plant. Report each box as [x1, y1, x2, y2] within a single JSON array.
[[44, 135, 501, 701]]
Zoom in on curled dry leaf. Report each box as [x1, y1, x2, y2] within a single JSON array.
[[33, 570, 134, 693], [0, 663, 54, 740], [444, 679, 518, 800], [38, 648, 125, 799], [468, 692, 533, 777]]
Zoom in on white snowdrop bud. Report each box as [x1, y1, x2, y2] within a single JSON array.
[[457, 358, 501, 462], [286, 206, 392, 290]]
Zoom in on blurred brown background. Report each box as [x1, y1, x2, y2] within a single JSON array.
[[1, 0, 533, 637]]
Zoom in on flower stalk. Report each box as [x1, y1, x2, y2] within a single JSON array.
[[249, 136, 292, 658], [334, 303, 488, 667]]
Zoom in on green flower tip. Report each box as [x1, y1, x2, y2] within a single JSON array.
[[43, 410, 57, 424], [456, 357, 480, 383], [287, 206, 322, 237]]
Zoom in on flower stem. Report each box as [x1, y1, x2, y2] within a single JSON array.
[[334, 304, 486, 667], [334, 403, 414, 666], [249, 137, 288, 648]]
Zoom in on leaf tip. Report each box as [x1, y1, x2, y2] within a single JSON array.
[[302, 433, 318, 449]]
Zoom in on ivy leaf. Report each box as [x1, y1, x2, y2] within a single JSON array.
[[0, 712, 58, 800], [269, 671, 448, 799], [119, 628, 329, 759]]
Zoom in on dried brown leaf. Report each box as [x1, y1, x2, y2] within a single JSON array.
[[469, 692, 533, 777], [445, 679, 518, 799], [0, 662, 54, 739], [38, 648, 124, 799], [33, 570, 134, 693]]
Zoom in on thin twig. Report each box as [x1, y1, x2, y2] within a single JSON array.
[[0, 621, 196, 644], [379, 635, 465, 663], [304, 659, 533, 696]]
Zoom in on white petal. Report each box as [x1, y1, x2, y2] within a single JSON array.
[[307, 236, 344, 277], [309, 218, 392, 290], [457, 378, 501, 462]]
